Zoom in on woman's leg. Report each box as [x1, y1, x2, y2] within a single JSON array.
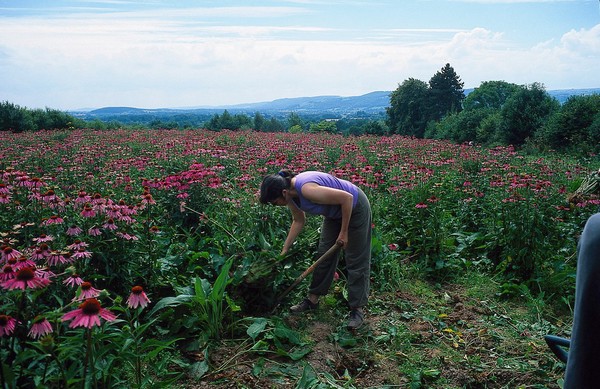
[[307, 218, 341, 297], [344, 189, 372, 309]]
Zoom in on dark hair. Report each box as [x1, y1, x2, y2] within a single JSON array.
[[259, 170, 296, 204]]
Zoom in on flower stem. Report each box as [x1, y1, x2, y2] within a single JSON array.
[[0, 343, 6, 389], [82, 328, 91, 389]]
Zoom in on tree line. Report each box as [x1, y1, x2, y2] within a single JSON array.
[[2, 63, 599, 154], [386, 64, 600, 154]]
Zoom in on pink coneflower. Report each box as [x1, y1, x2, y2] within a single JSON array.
[[388, 243, 399, 251], [121, 205, 137, 216], [0, 193, 10, 203], [105, 206, 120, 218], [46, 251, 67, 266], [126, 286, 151, 309], [71, 248, 92, 260], [74, 281, 101, 300], [80, 205, 96, 218], [33, 234, 54, 243], [415, 203, 428, 209], [116, 232, 139, 241], [31, 245, 50, 261], [91, 193, 105, 205], [36, 267, 55, 280], [27, 177, 44, 189], [117, 214, 135, 224], [2, 246, 22, 262], [87, 227, 102, 237], [15, 255, 36, 269], [61, 298, 117, 329], [102, 218, 118, 231], [28, 316, 53, 339], [0, 265, 15, 281], [63, 274, 84, 288], [44, 215, 64, 225], [0, 314, 17, 337], [42, 189, 58, 202], [75, 191, 91, 204], [66, 225, 83, 236], [1, 266, 50, 290], [141, 193, 156, 205], [67, 240, 88, 251]]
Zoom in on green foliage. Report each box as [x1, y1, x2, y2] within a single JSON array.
[[425, 108, 492, 143], [386, 78, 430, 137], [498, 83, 559, 146], [536, 93, 600, 154], [387, 63, 464, 137], [309, 120, 338, 133], [463, 81, 520, 111], [205, 110, 253, 131], [287, 112, 305, 129], [253, 111, 266, 131], [288, 124, 304, 134], [426, 82, 574, 149], [0, 101, 84, 132]]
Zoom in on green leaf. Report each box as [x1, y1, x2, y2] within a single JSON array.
[[247, 317, 268, 341], [211, 257, 234, 299], [297, 364, 317, 387], [189, 361, 209, 379], [335, 333, 357, 347], [252, 357, 265, 376], [250, 340, 270, 352], [284, 346, 312, 361], [258, 231, 272, 250], [148, 294, 192, 316], [273, 326, 303, 346], [194, 277, 207, 302]]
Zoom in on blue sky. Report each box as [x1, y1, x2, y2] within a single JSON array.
[[1, 0, 599, 110]]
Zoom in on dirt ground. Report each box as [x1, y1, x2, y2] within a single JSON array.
[[182, 285, 566, 388]]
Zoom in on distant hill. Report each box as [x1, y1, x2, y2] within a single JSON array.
[[71, 88, 599, 121]]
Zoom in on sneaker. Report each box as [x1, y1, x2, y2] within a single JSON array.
[[290, 298, 318, 313], [347, 309, 364, 330]]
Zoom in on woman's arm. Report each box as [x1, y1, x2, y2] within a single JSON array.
[[281, 201, 306, 255], [300, 183, 354, 248]]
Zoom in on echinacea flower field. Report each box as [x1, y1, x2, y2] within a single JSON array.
[[1, 128, 599, 388]]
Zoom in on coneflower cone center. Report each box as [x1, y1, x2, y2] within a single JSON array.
[[80, 299, 101, 314], [17, 267, 35, 281]]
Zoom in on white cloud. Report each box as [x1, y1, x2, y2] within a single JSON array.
[[0, 4, 598, 109]]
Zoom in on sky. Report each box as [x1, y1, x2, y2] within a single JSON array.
[[0, 0, 599, 110]]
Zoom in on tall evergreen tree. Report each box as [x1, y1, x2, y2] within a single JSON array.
[[428, 63, 465, 121], [253, 112, 265, 131]]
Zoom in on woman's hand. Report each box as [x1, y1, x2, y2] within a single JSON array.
[[336, 233, 348, 249]]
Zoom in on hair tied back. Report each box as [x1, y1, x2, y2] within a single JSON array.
[[278, 171, 286, 177]]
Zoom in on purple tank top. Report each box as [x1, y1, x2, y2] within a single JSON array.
[[293, 171, 359, 219]]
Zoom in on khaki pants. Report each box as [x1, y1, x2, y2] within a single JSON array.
[[308, 188, 372, 308]]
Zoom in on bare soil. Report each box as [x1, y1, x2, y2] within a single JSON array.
[[182, 283, 566, 388]]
